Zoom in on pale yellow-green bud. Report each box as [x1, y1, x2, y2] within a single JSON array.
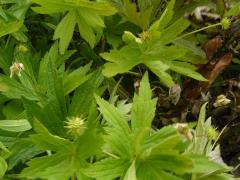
[[207, 127, 219, 141], [64, 117, 86, 137], [17, 44, 29, 52]]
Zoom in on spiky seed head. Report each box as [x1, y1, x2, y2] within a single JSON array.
[[65, 117, 87, 137], [221, 18, 231, 30], [207, 127, 219, 141]]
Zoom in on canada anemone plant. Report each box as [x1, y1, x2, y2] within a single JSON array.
[[0, 0, 240, 179]]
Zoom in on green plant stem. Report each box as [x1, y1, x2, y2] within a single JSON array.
[[176, 22, 222, 40], [103, 150, 120, 159]]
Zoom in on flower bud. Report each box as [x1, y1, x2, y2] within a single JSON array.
[[10, 62, 24, 78]]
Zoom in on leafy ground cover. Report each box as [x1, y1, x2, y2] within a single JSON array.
[[0, 0, 240, 179]]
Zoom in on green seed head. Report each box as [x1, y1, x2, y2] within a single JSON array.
[[207, 127, 219, 141], [65, 117, 87, 137], [221, 18, 231, 30], [17, 44, 29, 52]]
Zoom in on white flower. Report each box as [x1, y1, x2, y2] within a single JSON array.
[[213, 95, 231, 107], [173, 123, 193, 141], [10, 62, 24, 78]]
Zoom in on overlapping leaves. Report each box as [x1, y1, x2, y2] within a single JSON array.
[[101, 0, 207, 87], [86, 73, 193, 179], [32, 0, 117, 54]]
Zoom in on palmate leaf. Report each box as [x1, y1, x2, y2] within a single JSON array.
[[32, 0, 117, 54], [20, 119, 102, 180], [92, 73, 194, 179], [0, 19, 23, 38], [101, 0, 207, 87]]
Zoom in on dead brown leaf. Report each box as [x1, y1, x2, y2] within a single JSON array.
[[203, 36, 223, 60], [184, 53, 232, 100], [200, 53, 232, 92]]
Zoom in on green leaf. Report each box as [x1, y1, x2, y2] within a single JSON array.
[[151, 0, 175, 31], [30, 120, 73, 152], [137, 161, 184, 180], [189, 103, 209, 154], [22, 98, 65, 135], [143, 126, 179, 151], [20, 153, 73, 180], [147, 153, 193, 174], [173, 39, 205, 57], [53, 10, 77, 54], [32, 0, 117, 15], [85, 158, 130, 180], [63, 62, 92, 95], [0, 76, 38, 101], [159, 17, 190, 44], [224, 2, 240, 17], [0, 141, 8, 152], [131, 73, 157, 132], [0, 20, 23, 37], [164, 61, 207, 81], [0, 156, 7, 178], [7, 139, 42, 170], [95, 95, 131, 138], [122, 0, 152, 29], [101, 44, 142, 77], [145, 62, 174, 87], [69, 69, 104, 117], [101, 15, 202, 87], [32, 0, 117, 53], [0, 119, 31, 132], [124, 160, 137, 180], [189, 155, 229, 173]]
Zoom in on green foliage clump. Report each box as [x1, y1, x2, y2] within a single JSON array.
[[0, 0, 239, 179]]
